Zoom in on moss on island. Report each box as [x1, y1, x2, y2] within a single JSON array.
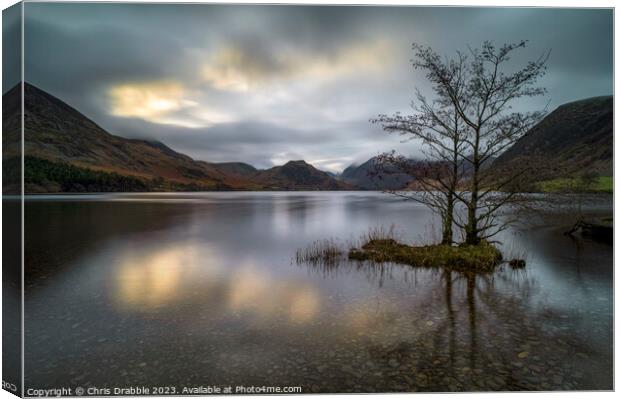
[[348, 238, 503, 273]]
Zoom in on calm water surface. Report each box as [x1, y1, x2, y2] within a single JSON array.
[[24, 192, 613, 392]]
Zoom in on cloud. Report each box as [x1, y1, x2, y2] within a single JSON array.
[[2, 3, 21, 91], [107, 81, 236, 128], [202, 46, 289, 92], [201, 38, 395, 93], [108, 81, 192, 124], [22, 4, 613, 173]]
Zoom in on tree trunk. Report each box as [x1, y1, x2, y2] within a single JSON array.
[[441, 195, 454, 245], [465, 133, 481, 246], [465, 200, 479, 245]]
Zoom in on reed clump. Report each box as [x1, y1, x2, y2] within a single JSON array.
[[295, 239, 345, 265]]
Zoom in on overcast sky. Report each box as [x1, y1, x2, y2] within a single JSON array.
[[11, 4, 614, 172]]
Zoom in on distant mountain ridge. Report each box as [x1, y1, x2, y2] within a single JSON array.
[[2, 83, 353, 193], [340, 156, 414, 190], [2, 83, 611, 193], [256, 160, 352, 190]]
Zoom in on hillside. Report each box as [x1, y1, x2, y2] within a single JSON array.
[[4, 83, 230, 191], [2, 83, 352, 193], [494, 96, 613, 179]]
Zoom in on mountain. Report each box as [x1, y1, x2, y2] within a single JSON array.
[[255, 160, 352, 190], [2, 83, 353, 193], [494, 96, 613, 178], [341, 156, 414, 190]]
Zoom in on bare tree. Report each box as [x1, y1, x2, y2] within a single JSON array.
[[372, 97, 467, 245], [375, 40, 550, 245]]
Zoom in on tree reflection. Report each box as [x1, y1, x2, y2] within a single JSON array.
[[298, 256, 605, 390]]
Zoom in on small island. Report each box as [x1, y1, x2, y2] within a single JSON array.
[[349, 239, 503, 273]]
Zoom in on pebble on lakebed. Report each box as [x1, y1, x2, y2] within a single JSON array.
[[509, 259, 527, 269]]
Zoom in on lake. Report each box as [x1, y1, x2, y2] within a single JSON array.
[[22, 192, 613, 392]]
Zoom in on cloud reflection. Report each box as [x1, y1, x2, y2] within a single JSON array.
[[113, 244, 321, 324], [228, 264, 321, 324], [114, 243, 218, 309]]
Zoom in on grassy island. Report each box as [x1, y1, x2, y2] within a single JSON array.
[[349, 238, 503, 273], [296, 229, 510, 274]]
